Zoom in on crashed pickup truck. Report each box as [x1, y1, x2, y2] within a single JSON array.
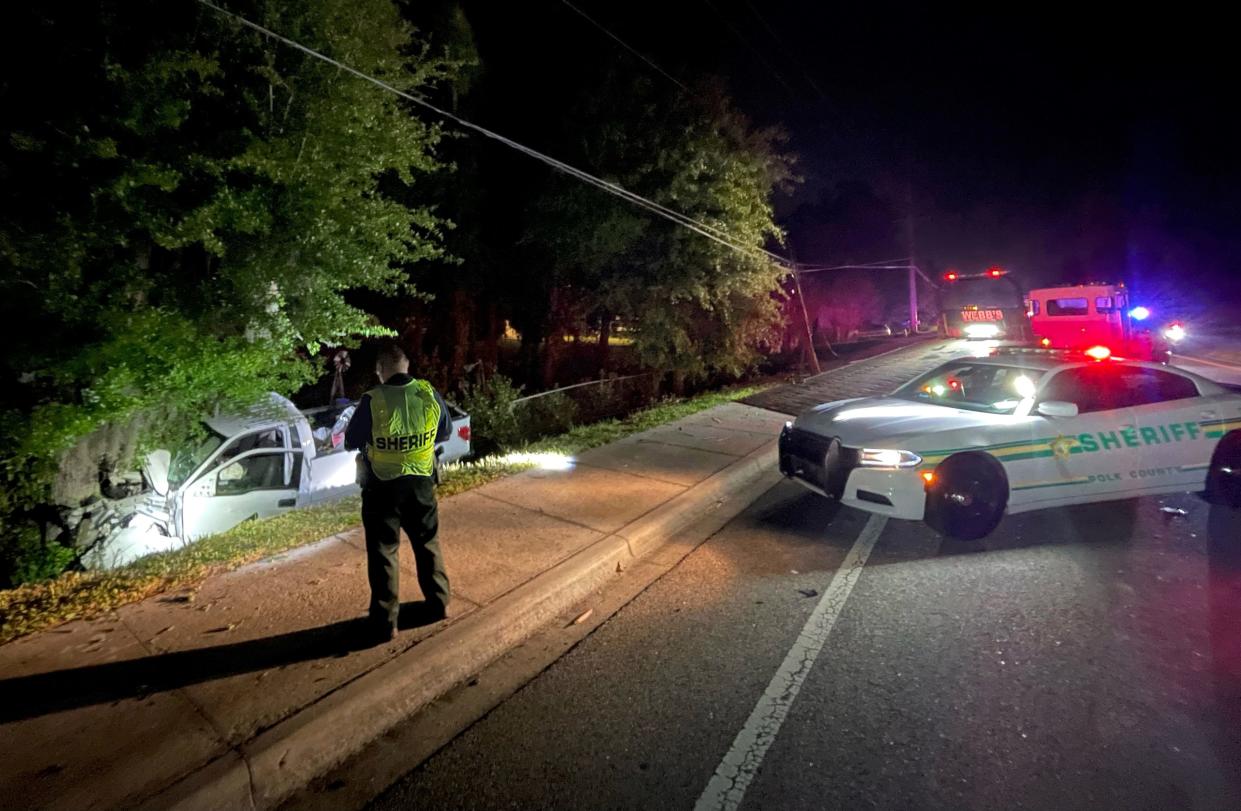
[[93, 392, 470, 568]]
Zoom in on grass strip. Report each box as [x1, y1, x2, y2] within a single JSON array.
[[0, 383, 769, 643]]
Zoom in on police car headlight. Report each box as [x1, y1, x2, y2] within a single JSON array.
[[859, 448, 923, 468]]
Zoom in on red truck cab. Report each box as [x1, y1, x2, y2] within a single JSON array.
[[1026, 283, 1169, 361]]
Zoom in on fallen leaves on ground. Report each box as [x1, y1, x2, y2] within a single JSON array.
[[1, 383, 772, 645]]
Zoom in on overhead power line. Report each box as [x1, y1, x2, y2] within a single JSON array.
[[796, 262, 939, 287], [795, 257, 911, 270], [699, 0, 797, 99], [740, 0, 826, 99], [193, 0, 790, 270], [559, 0, 688, 92]]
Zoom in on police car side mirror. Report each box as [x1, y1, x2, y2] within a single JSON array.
[[1037, 400, 1079, 418]]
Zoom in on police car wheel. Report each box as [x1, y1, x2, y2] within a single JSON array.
[[1205, 432, 1241, 508], [924, 453, 1008, 541]]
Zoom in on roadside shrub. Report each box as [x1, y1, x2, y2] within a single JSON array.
[[576, 377, 642, 424], [0, 523, 75, 589], [457, 374, 525, 453], [517, 391, 579, 439]]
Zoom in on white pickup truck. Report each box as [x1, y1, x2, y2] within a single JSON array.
[[92, 392, 470, 568]]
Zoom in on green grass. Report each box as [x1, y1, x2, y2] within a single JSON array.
[[0, 382, 770, 644]]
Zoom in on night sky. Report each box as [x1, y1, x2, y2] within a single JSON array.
[[459, 1, 1241, 312]]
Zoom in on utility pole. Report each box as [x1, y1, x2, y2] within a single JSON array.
[[787, 247, 822, 373], [905, 182, 919, 334]]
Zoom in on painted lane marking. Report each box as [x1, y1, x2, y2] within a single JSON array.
[[694, 513, 888, 811]]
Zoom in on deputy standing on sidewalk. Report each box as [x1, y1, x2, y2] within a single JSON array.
[[344, 343, 453, 643]]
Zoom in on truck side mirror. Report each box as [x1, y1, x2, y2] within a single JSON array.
[[1037, 400, 1079, 418]]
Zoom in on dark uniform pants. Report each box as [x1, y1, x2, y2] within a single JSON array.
[[361, 474, 450, 626]]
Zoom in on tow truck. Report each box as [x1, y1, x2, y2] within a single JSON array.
[[1026, 282, 1184, 361], [779, 345, 1241, 540]]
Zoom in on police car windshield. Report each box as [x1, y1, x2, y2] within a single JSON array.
[[894, 362, 1047, 414], [168, 426, 226, 488]]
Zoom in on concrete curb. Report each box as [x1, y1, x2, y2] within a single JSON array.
[[141, 437, 780, 811]]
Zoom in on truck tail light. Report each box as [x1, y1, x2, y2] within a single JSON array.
[[458, 425, 471, 442]]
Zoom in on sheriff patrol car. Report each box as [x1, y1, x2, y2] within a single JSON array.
[[778, 347, 1241, 539]]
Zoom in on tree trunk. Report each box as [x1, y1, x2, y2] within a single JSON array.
[[596, 311, 612, 375], [541, 328, 563, 389], [476, 301, 501, 376], [448, 287, 472, 383], [540, 287, 567, 389]]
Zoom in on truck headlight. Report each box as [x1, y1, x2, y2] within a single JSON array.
[[860, 448, 923, 468], [963, 323, 1000, 339]]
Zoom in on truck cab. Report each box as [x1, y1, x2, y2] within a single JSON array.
[[1026, 283, 1169, 361], [95, 393, 470, 569]]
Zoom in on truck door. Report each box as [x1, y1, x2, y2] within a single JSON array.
[[180, 448, 303, 540]]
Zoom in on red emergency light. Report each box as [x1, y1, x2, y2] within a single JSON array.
[[944, 271, 959, 281], [1084, 345, 1111, 361], [987, 267, 1005, 277]]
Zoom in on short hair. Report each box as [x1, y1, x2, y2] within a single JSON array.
[[375, 343, 408, 368]]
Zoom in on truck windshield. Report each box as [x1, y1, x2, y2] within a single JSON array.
[[941, 277, 1025, 309], [893, 362, 1047, 414], [168, 426, 226, 488]]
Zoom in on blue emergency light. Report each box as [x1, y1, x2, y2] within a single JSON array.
[[1128, 306, 1151, 321]]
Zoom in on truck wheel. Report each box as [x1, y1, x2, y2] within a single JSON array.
[[1205, 432, 1241, 508], [923, 453, 1008, 540]]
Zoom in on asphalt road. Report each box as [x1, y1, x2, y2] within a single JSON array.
[[367, 480, 1241, 811], [360, 339, 1241, 811]]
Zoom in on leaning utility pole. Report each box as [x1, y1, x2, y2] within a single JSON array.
[[791, 269, 823, 373], [787, 247, 823, 373], [905, 182, 919, 334]]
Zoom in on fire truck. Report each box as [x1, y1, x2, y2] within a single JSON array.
[[1025, 282, 1182, 361]]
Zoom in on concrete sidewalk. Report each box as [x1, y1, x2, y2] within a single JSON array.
[[0, 402, 786, 811]]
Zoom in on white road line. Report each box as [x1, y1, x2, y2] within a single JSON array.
[[694, 513, 888, 811]]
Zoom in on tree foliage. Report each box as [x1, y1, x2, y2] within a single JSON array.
[[524, 78, 798, 383], [0, 0, 457, 581], [812, 274, 885, 342]]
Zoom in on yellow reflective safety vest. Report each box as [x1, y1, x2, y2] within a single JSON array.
[[365, 379, 442, 479]]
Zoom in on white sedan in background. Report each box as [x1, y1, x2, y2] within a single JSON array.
[[779, 347, 1241, 539]]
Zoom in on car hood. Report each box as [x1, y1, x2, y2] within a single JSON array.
[[143, 449, 171, 496], [793, 397, 1039, 449]]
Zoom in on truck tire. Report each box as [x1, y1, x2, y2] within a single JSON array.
[[923, 452, 1008, 540], [1205, 431, 1241, 508]]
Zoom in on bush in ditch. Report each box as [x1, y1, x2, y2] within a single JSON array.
[[457, 375, 525, 454]]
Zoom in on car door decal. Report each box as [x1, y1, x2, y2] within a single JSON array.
[[1202, 417, 1241, 438], [917, 418, 1218, 492]]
